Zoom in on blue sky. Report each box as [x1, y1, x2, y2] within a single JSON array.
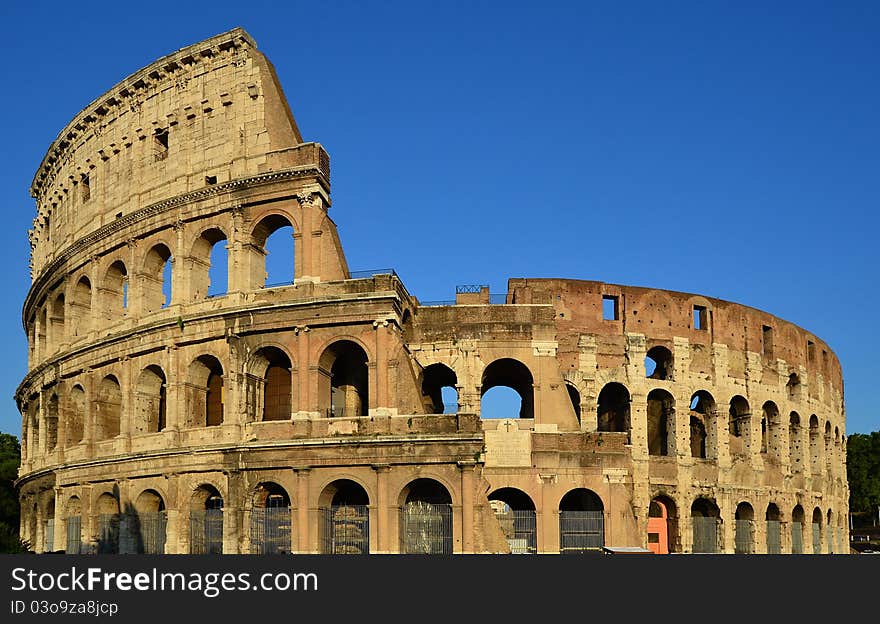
[[0, 1, 877, 435]]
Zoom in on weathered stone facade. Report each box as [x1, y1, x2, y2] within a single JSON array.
[[16, 28, 848, 555]]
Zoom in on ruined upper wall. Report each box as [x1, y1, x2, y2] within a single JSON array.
[[507, 278, 844, 394], [27, 27, 313, 280]]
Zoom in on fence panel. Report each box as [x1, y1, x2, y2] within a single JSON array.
[[791, 521, 803, 554], [66, 516, 81, 554], [734, 519, 754, 554], [43, 520, 54, 553], [766, 520, 781, 554], [97, 514, 119, 554], [692, 517, 719, 553], [190, 509, 224, 554], [812, 523, 822, 554], [140, 511, 168, 554], [559, 511, 604, 554], [401, 502, 452, 554], [250, 507, 292, 554], [321, 505, 369, 554]]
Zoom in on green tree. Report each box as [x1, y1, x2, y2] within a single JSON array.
[[847, 431, 880, 522], [0, 432, 27, 552]]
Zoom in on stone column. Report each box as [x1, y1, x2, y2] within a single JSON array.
[[222, 471, 242, 554], [295, 468, 311, 553], [373, 464, 391, 554], [459, 461, 475, 553], [374, 320, 389, 411]]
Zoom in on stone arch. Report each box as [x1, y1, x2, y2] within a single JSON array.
[[420, 362, 458, 414], [70, 276, 92, 338], [95, 492, 121, 554], [728, 395, 751, 458], [131, 489, 167, 554], [734, 501, 756, 554], [645, 345, 674, 380], [189, 226, 229, 299], [489, 487, 537, 554], [95, 375, 121, 441], [66, 384, 85, 446], [481, 358, 534, 419], [187, 355, 224, 427], [50, 292, 65, 350], [249, 482, 292, 555], [135, 365, 166, 434], [765, 503, 782, 553], [648, 494, 679, 554], [808, 415, 821, 474], [45, 393, 59, 452], [399, 478, 453, 554], [64, 495, 82, 554], [691, 498, 721, 553], [597, 382, 630, 435], [249, 346, 293, 421], [789, 412, 803, 473], [190, 484, 224, 554], [791, 504, 806, 554], [763, 400, 782, 460], [559, 488, 605, 553], [647, 389, 675, 456], [319, 339, 369, 418], [100, 259, 128, 322], [811, 506, 824, 554], [140, 242, 173, 313], [319, 479, 371, 554], [565, 382, 581, 424], [689, 390, 716, 459], [250, 213, 297, 288]]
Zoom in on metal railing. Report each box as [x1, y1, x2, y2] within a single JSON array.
[[321, 505, 370, 554], [812, 523, 822, 554], [325, 407, 367, 419], [97, 514, 120, 554], [139, 511, 168, 554], [692, 517, 719, 553], [419, 300, 456, 307], [493, 509, 537, 554], [456, 285, 488, 294], [250, 507, 292, 554], [826, 526, 834, 554], [44, 520, 54, 553], [66, 516, 81, 554], [190, 509, 224, 554], [791, 521, 804, 554], [348, 268, 397, 280], [400, 502, 453, 554], [559, 511, 604, 554], [766, 520, 782, 554], [734, 520, 754, 554]]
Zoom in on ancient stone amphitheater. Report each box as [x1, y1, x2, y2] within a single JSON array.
[[16, 28, 848, 555]]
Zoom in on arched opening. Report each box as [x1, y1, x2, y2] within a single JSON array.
[[28, 502, 37, 552], [481, 359, 534, 419], [37, 306, 47, 360], [44, 499, 56, 552], [420, 363, 458, 414], [786, 373, 801, 401], [50, 293, 65, 351], [399, 479, 453, 554], [96, 493, 120, 554], [320, 479, 370, 554], [488, 488, 537, 554], [319, 341, 368, 418], [826, 509, 835, 554], [191, 228, 229, 299], [689, 391, 715, 459], [191, 485, 223, 554], [809, 415, 821, 475], [46, 394, 59, 452], [559, 489, 604, 554], [70, 277, 92, 338], [765, 503, 782, 554], [763, 401, 781, 460], [67, 385, 85, 446], [129, 490, 167, 554], [566, 383, 581, 423], [645, 345, 674, 380], [791, 505, 805, 554], [691, 498, 720, 553], [252, 214, 295, 288], [95, 376, 121, 441], [142, 244, 173, 313], [789, 412, 803, 473], [65, 496, 82, 554], [647, 389, 674, 456], [250, 347, 292, 422], [597, 383, 630, 437], [187, 356, 224, 427], [27, 397, 38, 459], [811, 507, 823, 554], [135, 366, 166, 434], [734, 502, 755, 554], [648, 495, 679, 554], [728, 396, 751, 458], [824, 421, 833, 473], [250, 483, 292, 555], [101, 260, 127, 322]]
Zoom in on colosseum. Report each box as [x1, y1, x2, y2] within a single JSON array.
[[15, 28, 848, 555]]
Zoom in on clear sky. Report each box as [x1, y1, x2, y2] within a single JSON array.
[[0, 1, 877, 436]]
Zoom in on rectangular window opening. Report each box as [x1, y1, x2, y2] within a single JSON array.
[[205, 175, 217, 185], [693, 305, 707, 330], [154, 128, 169, 161], [81, 174, 90, 202], [602, 295, 619, 321], [762, 325, 774, 358], [807, 340, 815, 363]]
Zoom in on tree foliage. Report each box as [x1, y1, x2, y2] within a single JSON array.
[[847, 431, 880, 515], [0, 432, 26, 552]]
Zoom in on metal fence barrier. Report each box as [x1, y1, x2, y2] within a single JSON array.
[[136, 512, 168, 554], [191, 509, 224, 554], [66, 516, 81, 554], [766, 520, 782, 554], [559, 511, 604, 554], [250, 507, 292, 554], [97, 514, 120, 554], [812, 523, 822, 554], [734, 519, 754, 554], [692, 517, 719, 553], [44, 520, 54, 553], [400, 502, 452, 554], [494, 509, 537, 554], [791, 521, 803, 554], [321, 505, 370, 554]]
